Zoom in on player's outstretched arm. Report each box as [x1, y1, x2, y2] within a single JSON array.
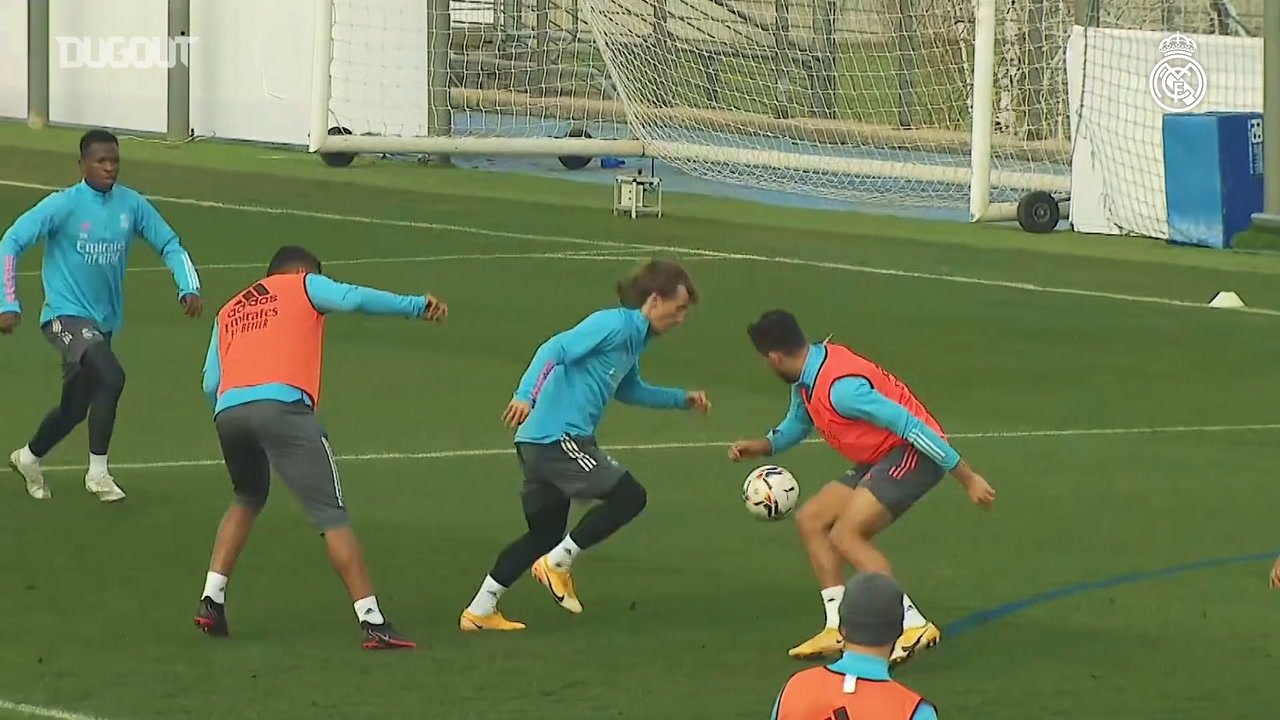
[[613, 363, 706, 412], [134, 194, 202, 316], [303, 274, 439, 320], [729, 385, 812, 461], [201, 320, 221, 408], [829, 377, 995, 508], [0, 193, 66, 332]]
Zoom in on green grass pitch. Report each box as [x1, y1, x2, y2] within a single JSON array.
[[0, 123, 1277, 720]]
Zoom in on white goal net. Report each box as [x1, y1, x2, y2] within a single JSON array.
[[314, 0, 1262, 225], [317, 0, 1079, 217]]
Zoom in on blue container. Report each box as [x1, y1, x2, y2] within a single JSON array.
[[1163, 111, 1265, 249]]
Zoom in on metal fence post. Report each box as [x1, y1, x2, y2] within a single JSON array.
[[27, 0, 50, 129]]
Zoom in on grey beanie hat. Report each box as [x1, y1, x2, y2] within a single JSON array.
[[838, 572, 905, 647]]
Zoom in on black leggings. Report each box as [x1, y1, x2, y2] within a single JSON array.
[[489, 472, 648, 587], [29, 343, 127, 458]]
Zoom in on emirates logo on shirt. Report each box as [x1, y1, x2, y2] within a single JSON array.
[[76, 238, 125, 266]]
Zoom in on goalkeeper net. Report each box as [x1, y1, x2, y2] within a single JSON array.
[[322, 0, 1080, 215], [319, 0, 1261, 221], [578, 0, 1075, 210]]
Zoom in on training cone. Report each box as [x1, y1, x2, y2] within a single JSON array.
[[1208, 291, 1246, 309]]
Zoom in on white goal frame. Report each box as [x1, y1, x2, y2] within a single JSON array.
[[307, 0, 1071, 223]]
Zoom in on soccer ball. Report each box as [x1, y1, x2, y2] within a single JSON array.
[[742, 465, 800, 521]]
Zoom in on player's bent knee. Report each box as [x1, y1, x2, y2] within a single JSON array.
[[313, 512, 353, 535], [608, 472, 647, 517], [108, 366, 126, 394], [233, 494, 268, 513], [828, 517, 868, 545], [795, 500, 833, 537], [84, 345, 126, 396], [308, 504, 353, 532], [828, 519, 881, 568]]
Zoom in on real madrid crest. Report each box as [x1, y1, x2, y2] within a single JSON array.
[[1149, 33, 1207, 113]]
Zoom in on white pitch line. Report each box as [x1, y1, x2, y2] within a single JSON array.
[[685, 250, 1280, 317], [0, 179, 721, 260], [11, 250, 721, 278], [0, 699, 111, 720], [10, 422, 1279, 474], [1, 179, 1273, 316]]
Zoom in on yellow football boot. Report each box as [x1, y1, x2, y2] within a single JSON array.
[[787, 627, 844, 660], [459, 610, 527, 632], [890, 623, 941, 665], [531, 556, 583, 614]]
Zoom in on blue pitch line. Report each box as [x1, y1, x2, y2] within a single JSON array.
[[944, 550, 1277, 638]]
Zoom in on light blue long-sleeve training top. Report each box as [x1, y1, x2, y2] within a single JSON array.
[[765, 343, 960, 471], [202, 274, 427, 415], [511, 307, 689, 444], [769, 650, 939, 720], [0, 180, 201, 333]]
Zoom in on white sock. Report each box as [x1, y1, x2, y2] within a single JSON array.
[[902, 592, 927, 629], [821, 585, 845, 629], [88, 453, 109, 475], [466, 575, 507, 616], [547, 536, 582, 571], [18, 446, 40, 466], [354, 595, 386, 625], [202, 572, 228, 604]]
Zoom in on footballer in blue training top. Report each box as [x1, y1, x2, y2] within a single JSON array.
[[1, 130, 203, 503], [460, 259, 711, 631]]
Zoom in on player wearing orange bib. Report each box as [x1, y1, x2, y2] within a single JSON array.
[[730, 310, 995, 664], [194, 245, 446, 650], [770, 573, 936, 720]]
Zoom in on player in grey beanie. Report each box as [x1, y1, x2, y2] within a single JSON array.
[[839, 572, 906, 648], [767, 572, 938, 719]]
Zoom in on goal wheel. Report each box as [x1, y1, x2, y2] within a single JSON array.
[[320, 126, 356, 168], [557, 126, 594, 170], [1016, 191, 1060, 233]]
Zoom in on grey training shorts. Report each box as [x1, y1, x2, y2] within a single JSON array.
[[214, 399, 349, 532], [42, 316, 111, 378], [515, 436, 628, 514], [839, 444, 945, 519]]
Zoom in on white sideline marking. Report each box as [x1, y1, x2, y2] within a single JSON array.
[[1, 179, 1276, 317], [9, 422, 1279, 474], [12, 250, 712, 278], [0, 699, 110, 720]]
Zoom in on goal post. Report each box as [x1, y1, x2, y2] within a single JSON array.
[[309, 0, 1073, 220]]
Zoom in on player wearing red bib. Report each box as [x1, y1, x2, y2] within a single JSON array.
[[730, 310, 996, 664]]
